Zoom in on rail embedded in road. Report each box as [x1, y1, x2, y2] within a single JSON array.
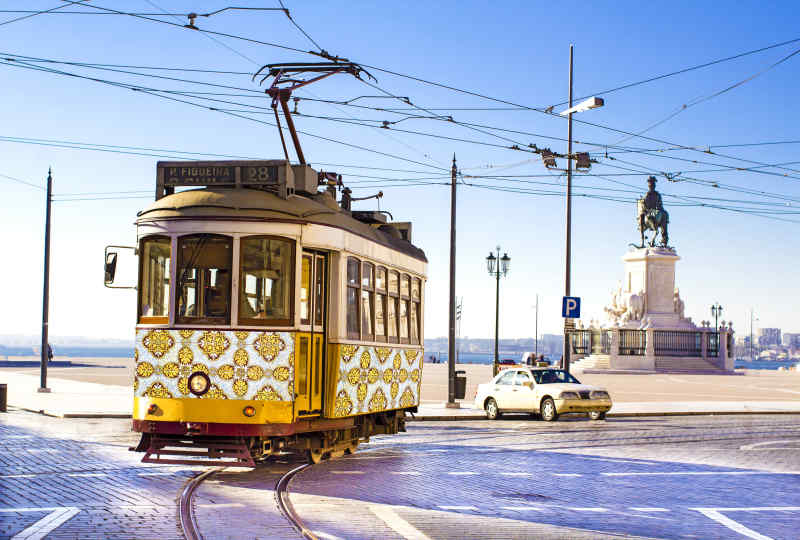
[[179, 468, 223, 540]]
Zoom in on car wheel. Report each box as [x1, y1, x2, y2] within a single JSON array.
[[588, 411, 606, 421], [540, 398, 558, 422], [485, 398, 501, 420]]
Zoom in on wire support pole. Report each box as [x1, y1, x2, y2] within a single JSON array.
[[447, 155, 458, 405], [563, 44, 574, 373], [40, 168, 52, 392], [535, 294, 539, 358]]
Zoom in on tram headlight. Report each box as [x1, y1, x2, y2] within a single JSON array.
[[243, 406, 256, 417], [188, 372, 210, 396]]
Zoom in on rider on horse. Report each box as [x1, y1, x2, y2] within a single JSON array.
[[638, 176, 670, 247]]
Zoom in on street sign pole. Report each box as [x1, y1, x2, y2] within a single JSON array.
[[562, 296, 580, 373]]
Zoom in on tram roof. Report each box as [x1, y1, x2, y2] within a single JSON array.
[[136, 187, 427, 262]]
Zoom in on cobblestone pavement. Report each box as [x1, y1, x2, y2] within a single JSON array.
[[3, 412, 800, 539], [290, 415, 800, 540], [0, 412, 198, 539]]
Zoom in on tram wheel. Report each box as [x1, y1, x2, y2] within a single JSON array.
[[307, 449, 326, 464]]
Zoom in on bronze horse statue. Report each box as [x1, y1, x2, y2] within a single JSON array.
[[636, 197, 669, 248]]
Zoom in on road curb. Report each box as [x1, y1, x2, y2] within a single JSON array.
[[409, 410, 800, 421], [13, 406, 131, 419]]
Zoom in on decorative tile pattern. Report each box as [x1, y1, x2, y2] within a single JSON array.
[[332, 344, 423, 417], [135, 328, 294, 401]]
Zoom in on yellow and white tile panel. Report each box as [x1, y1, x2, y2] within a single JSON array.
[[134, 328, 294, 401], [332, 345, 423, 417]]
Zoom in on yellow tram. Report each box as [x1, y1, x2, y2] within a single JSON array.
[[107, 160, 426, 465]]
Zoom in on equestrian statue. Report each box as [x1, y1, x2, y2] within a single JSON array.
[[635, 175, 670, 248]]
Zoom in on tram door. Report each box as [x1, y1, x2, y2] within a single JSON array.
[[296, 251, 326, 416]]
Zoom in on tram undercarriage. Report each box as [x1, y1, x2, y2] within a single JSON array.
[[133, 408, 411, 466]]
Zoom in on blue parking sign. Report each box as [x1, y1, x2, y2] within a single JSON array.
[[562, 296, 580, 318]]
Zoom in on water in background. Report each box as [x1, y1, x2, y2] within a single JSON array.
[[734, 359, 799, 370], [426, 351, 798, 370], [426, 352, 551, 365]]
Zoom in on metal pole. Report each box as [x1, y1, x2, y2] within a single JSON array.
[[535, 294, 539, 358], [494, 247, 500, 377], [750, 308, 753, 361], [563, 44, 574, 373], [39, 168, 53, 392], [447, 155, 458, 406]]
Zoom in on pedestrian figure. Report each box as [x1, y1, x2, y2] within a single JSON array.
[[47, 344, 54, 361]]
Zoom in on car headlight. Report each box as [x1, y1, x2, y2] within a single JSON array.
[[559, 391, 580, 399], [188, 371, 210, 396], [591, 390, 610, 399]]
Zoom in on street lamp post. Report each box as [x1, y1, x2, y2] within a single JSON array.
[[558, 45, 604, 373], [487, 247, 510, 377], [711, 303, 723, 331]]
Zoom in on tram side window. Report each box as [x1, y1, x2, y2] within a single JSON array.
[[239, 237, 294, 325], [387, 270, 399, 343], [411, 277, 421, 344], [375, 267, 387, 342], [139, 236, 171, 323], [361, 262, 374, 340], [399, 274, 410, 343], [300, 255, 312, 325], [346, 258, 360, 339], [176, 234, 232, 325]]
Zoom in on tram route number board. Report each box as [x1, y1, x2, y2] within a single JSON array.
[[160, 162, 280, 187]]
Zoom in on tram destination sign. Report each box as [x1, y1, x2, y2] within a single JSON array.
[[156, 160, 289, 198]]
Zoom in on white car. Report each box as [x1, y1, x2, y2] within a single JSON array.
[[473, 367, 612, 421]]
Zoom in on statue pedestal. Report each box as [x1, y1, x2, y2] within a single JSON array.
[[620, 247, 693, 330]]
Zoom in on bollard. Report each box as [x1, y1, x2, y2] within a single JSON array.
[[0, 383, 7, 413]]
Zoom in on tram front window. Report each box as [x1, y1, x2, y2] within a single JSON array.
[[239, 237, 293, 325], [139, 236, 171, 323], [176, 234, 232, 325]]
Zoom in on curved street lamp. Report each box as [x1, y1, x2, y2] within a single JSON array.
[[487, 246, 510, 376]]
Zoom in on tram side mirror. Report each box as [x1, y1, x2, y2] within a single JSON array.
[[104, 252, 118, 284], [104, 245, 138, 290]]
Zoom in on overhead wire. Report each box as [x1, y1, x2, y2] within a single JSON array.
[[0, 172, 44, 190], [0, 57, 448, 171], [7, 14, 800, 218], [0, 0, 86, 27], [608, 43, 800, 146], [23, 2, 797, 174]]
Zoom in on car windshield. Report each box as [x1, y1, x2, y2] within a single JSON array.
[[532, 369, 580, 384]]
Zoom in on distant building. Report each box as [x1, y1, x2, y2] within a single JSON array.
[[758, 328, 781, 348], [783, 333, 800, 348]]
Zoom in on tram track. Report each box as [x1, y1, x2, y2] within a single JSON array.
[[176, 460, 320, 540], [178, 467, 223, 540], [275, 463, 318, 540]]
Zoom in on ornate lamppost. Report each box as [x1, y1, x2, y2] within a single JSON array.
[[711, 303, 723, 331], [487, 247, 510, 376]]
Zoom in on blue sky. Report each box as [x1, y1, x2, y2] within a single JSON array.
[[1, 1, 798, 341]]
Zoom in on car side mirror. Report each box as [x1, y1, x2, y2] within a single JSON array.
[[524, 381, 533, 389], [104, 252, 118, 284]]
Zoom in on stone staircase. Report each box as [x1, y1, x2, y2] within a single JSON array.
[[571, 354, 610, 371], [654, 356, 724, 372]]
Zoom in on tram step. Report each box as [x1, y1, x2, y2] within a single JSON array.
[[141, 435, 256, 468]]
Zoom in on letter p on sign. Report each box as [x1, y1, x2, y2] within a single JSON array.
[[562, 296, 581, 318]]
